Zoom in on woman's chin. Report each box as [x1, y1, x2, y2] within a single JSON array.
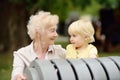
[[49, 42, 54, 45]]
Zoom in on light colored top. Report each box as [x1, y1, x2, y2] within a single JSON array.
[[11, 42, 65, 80], [66, 44, 98, 59]]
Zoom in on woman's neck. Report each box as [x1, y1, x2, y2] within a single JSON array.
[[33, 40, 49, 59]]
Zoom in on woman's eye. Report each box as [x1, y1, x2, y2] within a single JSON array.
[[50, 29, 55, 32]]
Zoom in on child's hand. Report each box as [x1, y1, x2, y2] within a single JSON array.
[[90, 54, 98, 58]]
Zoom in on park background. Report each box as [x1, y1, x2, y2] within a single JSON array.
[[0, 0, 120, 80]]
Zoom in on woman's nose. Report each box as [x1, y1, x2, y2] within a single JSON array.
[[54, 31, 58, 37]]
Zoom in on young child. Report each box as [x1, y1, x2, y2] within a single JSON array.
[[66, 19, 98, 59]]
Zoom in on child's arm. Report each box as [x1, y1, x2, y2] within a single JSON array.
[[66, 44, 76, 59], [89, 47, 98, 58]]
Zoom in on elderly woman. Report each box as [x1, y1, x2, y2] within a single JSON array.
[[11, 11, 66, 80]]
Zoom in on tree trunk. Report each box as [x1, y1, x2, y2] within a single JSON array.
[[0, 0, 30, 53]]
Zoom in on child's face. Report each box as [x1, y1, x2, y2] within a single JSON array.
[[69, 33, 86, 49]]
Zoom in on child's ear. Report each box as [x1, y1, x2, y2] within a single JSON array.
[[85, 35, 89, 41]]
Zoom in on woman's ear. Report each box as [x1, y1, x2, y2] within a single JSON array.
[[35, 29, 41, 38]]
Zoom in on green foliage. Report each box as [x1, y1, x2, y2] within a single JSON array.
[[71, 0, 92, 10], [0, 53, 12, 80], [9, 0, 119, 12], [36, 0, 73, 21], [55, 41, 69, 49], [8, 0, 120, 22], [80, 0, 101, 16], [96, 0, 118, 8]]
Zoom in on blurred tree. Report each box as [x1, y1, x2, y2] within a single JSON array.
[[96, 0, 118, 8], [0, 0, 119, 53], [0, 0, 29, 52]]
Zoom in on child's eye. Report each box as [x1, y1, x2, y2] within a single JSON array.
[[73, 35, 76, 37], [71, 34, 76, 37]]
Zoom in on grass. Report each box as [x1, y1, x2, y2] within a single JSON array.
[[0, 42, 120, 80], [0, 52, 13, 80]]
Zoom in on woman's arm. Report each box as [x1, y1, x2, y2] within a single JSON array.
[[11, 53, 26, 80]]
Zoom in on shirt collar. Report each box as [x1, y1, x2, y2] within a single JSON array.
[[30, 42, 54, 60], [48, 45, 54, 53]]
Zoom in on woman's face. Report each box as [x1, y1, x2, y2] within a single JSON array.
[[69, 33, 86, 49], [40, 25, 58, 45]]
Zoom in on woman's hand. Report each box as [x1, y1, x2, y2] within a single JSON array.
[[15, 74, 26, 80]]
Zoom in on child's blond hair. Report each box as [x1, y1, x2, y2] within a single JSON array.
[[68, 19, 95, 43]]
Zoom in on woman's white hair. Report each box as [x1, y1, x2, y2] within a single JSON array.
[[68, 19, 95, 43], [27, 11, 59, 40]]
